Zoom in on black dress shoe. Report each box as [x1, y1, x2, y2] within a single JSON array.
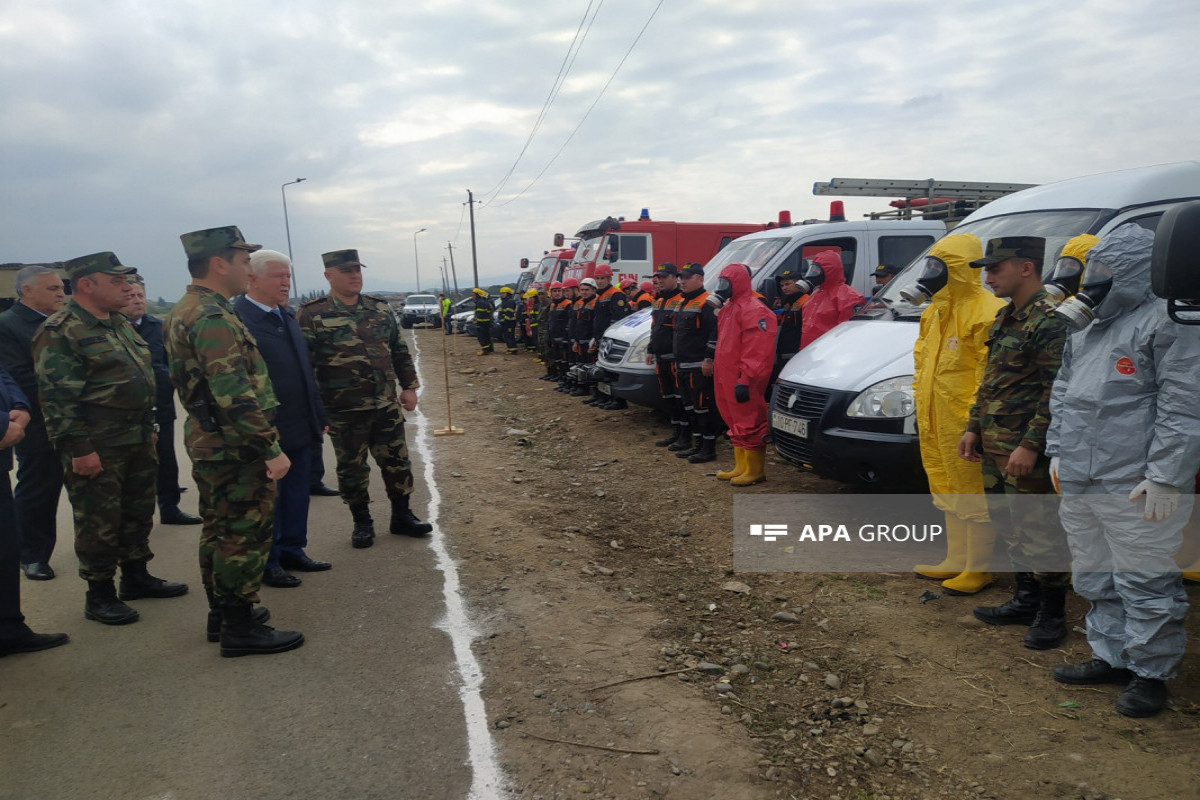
[[262, 566, 302, 588], [1053, 658, 1132, 686], [278, 553, 332, 572], [0, 631, 70, 657], [160, 506, 202, 525], [1116, 676, 1169, 718], [309, 483, 341, 497], [21, 562, 55, 581]]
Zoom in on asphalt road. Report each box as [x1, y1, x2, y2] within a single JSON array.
[[1, 418, 482, 799]]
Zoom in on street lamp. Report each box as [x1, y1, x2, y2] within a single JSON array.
[[281, 178, 306, 299], [413, 227, 427, 292]]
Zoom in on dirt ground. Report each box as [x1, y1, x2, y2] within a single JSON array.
[[416, 327, 1200, 800]]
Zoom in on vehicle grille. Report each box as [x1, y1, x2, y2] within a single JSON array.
[[599, 337, 629, 365], [771, 383, 832, 466]]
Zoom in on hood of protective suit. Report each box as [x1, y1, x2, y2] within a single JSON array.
[[1060, 233, 1100, 263], [1087, 223, 1155, 319], [812, 250, 846, 288], [720, 262, 752, 298], [929, 233, 987, 304]]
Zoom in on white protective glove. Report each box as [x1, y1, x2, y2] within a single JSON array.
[[1049, 457, 1060, 494], [1129, 479, 1181, 521]]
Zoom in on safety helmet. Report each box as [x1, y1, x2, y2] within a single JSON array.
[[472, 287, 488, 297], [550, 281, 564, 290], [562, 278, 580, 288], [499, 286, 513, 294], [580, 278, 598, 289], [639, 280, 653, 293], [524, 288, 538, 298], [619, 277, 636, 290], [593, 264, 613, 278]]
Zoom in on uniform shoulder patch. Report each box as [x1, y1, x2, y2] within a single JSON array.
[[300, 296, 327, 308], [42, 310, 69, 328]]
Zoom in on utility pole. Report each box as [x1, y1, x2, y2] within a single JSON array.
[[466, 189, 480, 290], [442, 258, 450, 294], [281, 177, 306, 299], [412, 227, 427, 292], [446, 241, 460, 295]]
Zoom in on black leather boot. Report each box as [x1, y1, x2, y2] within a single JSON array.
[[391, 495, 433, 537], [655, 424, 682, 447], [1023, 585, 1068, 650], [1116, 676, 1169, 718], [219, 605, 304, 658], [687, 436, 717, 463], [675, 434, 701, 459], [205, 587, 270, 643], [667, 424, 694, 452], [118, 561, 189, 600], [85, 580, 140, 625], [973, 572, 1039, 625], [350, 503, 375, 549]]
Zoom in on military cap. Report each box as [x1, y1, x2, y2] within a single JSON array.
[[873, 263, 902, 278], [679, 263, 705, 278], [322, 249, 366, 270], [655, 262, 679, 276], [776, 268, 800, 281], [971, 236, 1046, 268], [63, 252, 136, 282], [180, 226, 262, 259]]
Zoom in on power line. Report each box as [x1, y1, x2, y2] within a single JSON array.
[[478, 1, 603, 205], [492, 0, 665, 209]]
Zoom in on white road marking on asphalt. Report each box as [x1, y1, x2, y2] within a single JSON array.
[[407, 332, 508, 799]]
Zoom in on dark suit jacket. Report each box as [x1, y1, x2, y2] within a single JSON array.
[[0, 302, 48, 423], [132, 313, 177, 423], [0, 367, 30, 473], [235, 296, 328, 452]]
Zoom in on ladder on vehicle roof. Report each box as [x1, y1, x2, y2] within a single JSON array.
[[813, 178, 1037, 224]]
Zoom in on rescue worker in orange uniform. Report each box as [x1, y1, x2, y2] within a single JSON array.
[[672, 264, 719, 463], [648, 263, 686, 447]]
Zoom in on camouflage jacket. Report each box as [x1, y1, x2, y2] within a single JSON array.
[[163, 285, 282, 462], [967, 288, 1068, 455], [32, 299, 155, 457], [297, 292, 418, 412]]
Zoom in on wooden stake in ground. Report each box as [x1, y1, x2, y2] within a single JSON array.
[[434, 323, 465, 436]]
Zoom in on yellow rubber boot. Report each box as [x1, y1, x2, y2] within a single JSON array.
[[914, 512, 968, 579], [716, 447, 746, 481], [1179, 556, 1200, 584], [731, 449, 766, 486], [941, 519, 996, 595]]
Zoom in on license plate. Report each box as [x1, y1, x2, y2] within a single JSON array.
[[772, 411, 809, 438], [598, 382, 612, 395]]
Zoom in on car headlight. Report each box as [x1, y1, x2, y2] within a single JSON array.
[[625, 334, 650, 365], [845, 376, 915, 418]]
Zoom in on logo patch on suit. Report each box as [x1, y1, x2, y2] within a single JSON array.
[[758, 318, 768, 332], [1114, 357, 1136, 375]]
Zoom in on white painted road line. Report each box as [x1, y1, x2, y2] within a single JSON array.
[[408, 332, 508, 799]]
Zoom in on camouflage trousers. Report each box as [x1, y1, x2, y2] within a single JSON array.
[[193, 457, 276, 607], [981, 451, 1070, 588], [61, 439, 156, 582], [329, 403, 413, 508]]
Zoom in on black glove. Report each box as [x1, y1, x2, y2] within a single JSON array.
[[734, 384, 750, 403]]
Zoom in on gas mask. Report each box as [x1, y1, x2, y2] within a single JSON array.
[[707, 277, 733, 308], [898, 257, 949, 304], [794, 260, 825, 295], [1055, 259, 1114, 330], [1043, 255, 1085, 302]]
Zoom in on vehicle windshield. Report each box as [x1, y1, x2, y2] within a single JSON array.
[[535, 256, 557, 283], [572, 235, 607, 265], [701, 237, 791, 292], [407, 295, 437, 305], [860, 209, 1107, 320]]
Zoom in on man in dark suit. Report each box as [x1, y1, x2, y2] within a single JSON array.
[[125, 276, 202, 525], [0, 365, 69, 656], [236, 250, 332, 587], [0, 265, 67, 581]]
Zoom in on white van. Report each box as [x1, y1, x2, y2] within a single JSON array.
[[771, 161, 1200, 489], [595, 217, 946, 408]]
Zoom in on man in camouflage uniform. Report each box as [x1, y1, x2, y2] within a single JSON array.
[[958, 237, 1071, 650], [165, 227, 303, 657], [33, 252, 188, 626], [298, 249, 432, 549]]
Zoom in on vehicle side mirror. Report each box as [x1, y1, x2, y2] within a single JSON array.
[[1151, 200, 1200, 324]]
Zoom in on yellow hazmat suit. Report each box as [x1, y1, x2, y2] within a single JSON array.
[[912, 233, 1006, 593]]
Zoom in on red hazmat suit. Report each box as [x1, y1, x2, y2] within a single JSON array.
[[799, 250, 864, 348], [714, 263, 777, 450]]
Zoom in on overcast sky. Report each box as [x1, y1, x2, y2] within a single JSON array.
[[3, 0, 1198, 298]]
